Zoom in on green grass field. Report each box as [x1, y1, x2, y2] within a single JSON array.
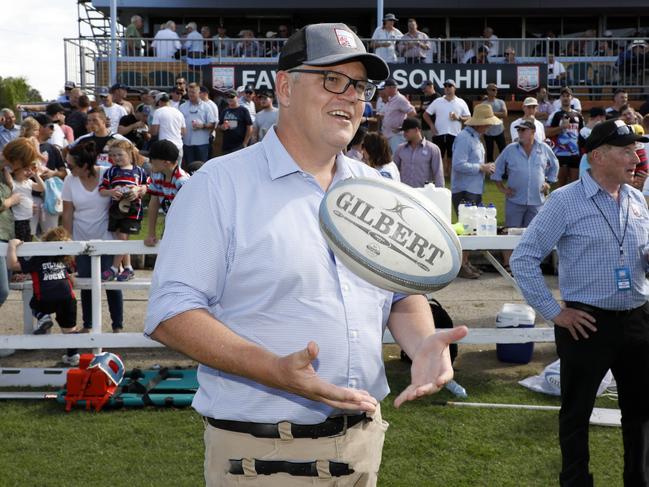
[[0, 348, 623, 487]]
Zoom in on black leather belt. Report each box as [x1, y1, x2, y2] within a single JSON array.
[[566, 301, 646, 317], [229, 459, 354, 477], [205, 413, 368, 439]]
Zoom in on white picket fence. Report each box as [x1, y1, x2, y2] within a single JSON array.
[[0, 236, 555, 353]]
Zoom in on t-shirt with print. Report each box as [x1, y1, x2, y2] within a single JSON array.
[[549, 110, 584, 158], [18, 256, 75, 302], [100, 165, 147, 220], [220, 106, 253, 152], [70, 132, 131, 168], [147, 165, 190, 214]]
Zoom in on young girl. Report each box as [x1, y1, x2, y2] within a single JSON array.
[[361, 132, 401, 181], [2, 138, 45, 243], [20, 117, 49, 165], [7, 226, 79, 366], [98, 139, 147, 282]]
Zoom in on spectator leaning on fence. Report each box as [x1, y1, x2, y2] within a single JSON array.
[[510, 120, 649, 487], [144, 140, 189, 248], [62, 141, 124, 333], [125, 15, 144, 56], [547, 53, 567, 86], [399, 18, 430, 64], [234, 29, 262, 58], [145, 23, 466, 485], [482, 26, 499, 59], [371, 13, 403, 63], [7, 227, 79, 365], [394, 117, 444, 188], [152, 21, 181, 59]]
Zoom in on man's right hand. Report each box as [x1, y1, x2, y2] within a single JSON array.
[[480, 162, 496, 174], [274, 341, 378, 413], [553, 308, 597, 340]]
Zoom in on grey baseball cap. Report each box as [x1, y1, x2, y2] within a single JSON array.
[[278, 23, 389, 81]]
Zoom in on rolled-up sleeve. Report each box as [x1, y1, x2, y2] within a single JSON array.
[[452, 133, 480, 175], [510, 192, 566, 320], [544, 145, 560, 183], [144, 169, 232, 336], [491, 146, 509, 182]]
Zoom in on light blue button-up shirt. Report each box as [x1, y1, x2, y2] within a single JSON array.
[[491, 141, 559, 206], [0, 126, 20, 150], [145, 127, 395, 424], [451, 126, 486, 194], [511, 170, 649, 320]]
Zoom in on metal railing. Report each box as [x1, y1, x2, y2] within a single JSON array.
[[63, 36, 649, 96]]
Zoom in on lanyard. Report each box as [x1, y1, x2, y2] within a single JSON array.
[[584, 181, 630, 259]]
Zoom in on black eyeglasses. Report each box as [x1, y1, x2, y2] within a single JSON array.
[[287, 69, 377, 102]]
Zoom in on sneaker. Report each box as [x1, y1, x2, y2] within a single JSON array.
[[116, 268, 135, 282], [458, 264, 480, 279], [101, 268, 117, 281], [62, 353, 80, 367], [33, 316, 54, 335]]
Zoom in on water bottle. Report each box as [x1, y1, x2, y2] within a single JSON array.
[[465, 204, 477, 235], [445, 379, 468, 398], [457, 202, 467, 226], [486, 203, 498, 236]]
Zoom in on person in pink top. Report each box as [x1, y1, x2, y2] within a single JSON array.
[[379, 78, 417, 154]]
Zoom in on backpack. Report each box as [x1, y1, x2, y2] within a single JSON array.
[[43, 176, 64, 215], [400, 298, 458, 364]]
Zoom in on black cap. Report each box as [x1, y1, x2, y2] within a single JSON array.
[[589, 106, 606, 118], [257, 89, 274, 98], [33, 113, 53, 126], [46, 103, 65, 116], [401, 117, 421, 131], [110, 82, 129, 92], [244, 84, 255, 94], [278, 23, 389, 80], [199, 86, 209, 93], [420, 80, 434, 89], [149, 140, 180, 163], [383, 78, 398, 87], [515, 120, 536, 130], [584, 119, 649, 152]]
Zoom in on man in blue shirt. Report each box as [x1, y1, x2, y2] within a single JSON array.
[[0, 109, 20, 151], [145, 23, 466, 486], [451, 103, 500, 279], [492, 120, 559, 269], [511, 119, 649, 487]]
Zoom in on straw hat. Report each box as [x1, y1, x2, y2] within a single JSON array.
[[465, 104, 501, 126]]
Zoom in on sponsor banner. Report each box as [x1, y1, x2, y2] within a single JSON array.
[[205, 63, 547, 95]]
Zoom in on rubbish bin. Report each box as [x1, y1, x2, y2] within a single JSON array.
[[496, 303, 536, 364]]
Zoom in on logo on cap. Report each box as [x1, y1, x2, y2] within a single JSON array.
[[335, 29, 357, 49]]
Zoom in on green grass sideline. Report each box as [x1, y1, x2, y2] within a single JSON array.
[[0, 348, 623, 486]]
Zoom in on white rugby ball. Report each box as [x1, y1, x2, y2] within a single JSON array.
[[319, 177, 462, 294]]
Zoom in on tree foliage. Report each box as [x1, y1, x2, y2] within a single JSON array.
[[0, 77, 43, 112]]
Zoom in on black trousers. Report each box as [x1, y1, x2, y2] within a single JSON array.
[[556, 302, 649, 487], [483, 132, 507, 162]]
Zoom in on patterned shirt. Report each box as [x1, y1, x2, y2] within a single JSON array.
[[100, 165, 147, 220], [147, 165, 190, 214], [491, 141, 559, 206], [394, 139, 444, 188], [511, 170, 649, 320]]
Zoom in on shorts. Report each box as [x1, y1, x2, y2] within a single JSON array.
[[15, 219, 32, 242], [108, 216, 142, 234], [432, 134, 456, 159], [30, 296, 77, 328], [558, 155, 581, 169], [505, 200, 541, 228]]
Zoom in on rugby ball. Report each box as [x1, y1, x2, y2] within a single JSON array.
[[319, 177, 462, 294]]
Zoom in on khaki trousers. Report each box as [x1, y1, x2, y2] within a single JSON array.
[[204, 405, 389, 486]]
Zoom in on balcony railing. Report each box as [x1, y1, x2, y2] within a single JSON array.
[[64, 36, 649, 97]]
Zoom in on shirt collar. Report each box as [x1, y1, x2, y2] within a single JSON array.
[[582, 169, 630, 199], [262, 126, 354, 183], [465, 126, 480, 138]]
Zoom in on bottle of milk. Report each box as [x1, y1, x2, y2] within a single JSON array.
[[486, 203, 498, 236]]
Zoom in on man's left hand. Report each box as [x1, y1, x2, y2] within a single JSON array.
[[394, 326, 468, 408]]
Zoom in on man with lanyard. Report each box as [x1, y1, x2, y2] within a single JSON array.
[[68, 107, 130, 168], [145, 23, 466, 486], [511, 119, 649, 487], [546, 87, 584, 187]]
